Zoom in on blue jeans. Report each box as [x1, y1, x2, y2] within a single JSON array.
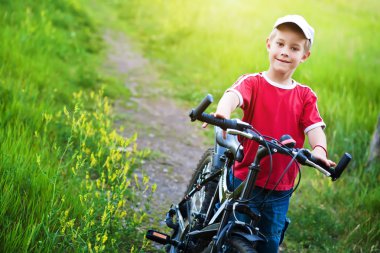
[[229, 174, 291, 253]]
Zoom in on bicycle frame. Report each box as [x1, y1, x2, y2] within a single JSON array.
[[164, 128, 268, 252]]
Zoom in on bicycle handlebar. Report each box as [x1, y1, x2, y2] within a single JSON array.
[[189, 94, 352, 181], [189, 94, 214, 121], [307, 152, 352, 181], [189, 94, 251, 131]]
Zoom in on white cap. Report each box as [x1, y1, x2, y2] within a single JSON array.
[[273, 15, 315, 46]]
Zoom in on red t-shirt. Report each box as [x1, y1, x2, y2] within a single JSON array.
[[227, 72, 325, 191]]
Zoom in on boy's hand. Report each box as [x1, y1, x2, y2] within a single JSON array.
[[202, 113, 228, 138], [311, 147, 336, 167], [201, 112, 226, 128]]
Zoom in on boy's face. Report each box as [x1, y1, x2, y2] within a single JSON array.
[[266, 26, 310, 75]]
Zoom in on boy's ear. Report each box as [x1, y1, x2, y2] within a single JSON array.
[[266, 38, 271, 51], [300, 51, 311, 63]]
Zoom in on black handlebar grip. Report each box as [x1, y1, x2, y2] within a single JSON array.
[[198, 113, 238, 130], [331, 153, 352, 181], [308, 153, 332, 171], [189, 94, 213, 121]]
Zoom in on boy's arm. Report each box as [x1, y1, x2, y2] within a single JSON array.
[[307, 127, 336, 167], [202, 91, 240, 130], [214, 91, 240, 119]]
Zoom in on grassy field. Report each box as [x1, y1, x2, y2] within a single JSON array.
[[0, 1, 152, 252], [99, 0, 380, 252], [1, 0, 379, 252]]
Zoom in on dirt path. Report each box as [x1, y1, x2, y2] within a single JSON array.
[[103, 31, 208, 212]]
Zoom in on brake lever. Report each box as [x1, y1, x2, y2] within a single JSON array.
[[226, 128, 263, 143], [305, 159, 332, 177], [293, 149, 332, 177], [235, 119, 253, 131], [226, 129, 252, 139]]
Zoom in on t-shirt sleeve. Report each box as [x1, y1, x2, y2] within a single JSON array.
[[226, 74, 255, 110], [301, 88, 326, 133]]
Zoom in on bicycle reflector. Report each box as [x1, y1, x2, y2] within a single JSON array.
[[280, 134, 296, 148], [146, 230, 171, 245]]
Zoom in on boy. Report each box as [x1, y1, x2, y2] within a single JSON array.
[[208, 15, 336, 252]]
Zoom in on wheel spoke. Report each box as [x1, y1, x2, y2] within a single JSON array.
[[191, 161, 212, 214]]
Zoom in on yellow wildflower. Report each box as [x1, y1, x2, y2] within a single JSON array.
[[71, 166, 77, 175], [103, 156, 111, 170], [63, 106, 69, 118], [102, 231, 108, 244], [43, 113, 52, 124], [143, 175, 149, 185], [67, 218, 75, 228], [73, 90, 82, 100], [74, 104, 80, 114], [90, 153, 97, 167], [109, 173, 117, 182], [55, 111, 62, 118], [103, 98, 110, 115], [85, 148, 91, 155], [151, 183, 157, 193], [117, 200, 124, 209], [87, 241, 92, 252], [101, 209, 107, 226]]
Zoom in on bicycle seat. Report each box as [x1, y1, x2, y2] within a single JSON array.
[[215, 126, 244, 162]]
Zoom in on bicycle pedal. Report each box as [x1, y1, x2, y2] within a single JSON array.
[[146, 230, 171, 245]]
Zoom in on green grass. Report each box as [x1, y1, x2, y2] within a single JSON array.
[[0, 1, 149, 252], [94, 0, 379, 252]]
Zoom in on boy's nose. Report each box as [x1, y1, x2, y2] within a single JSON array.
[[280, 50, 289, 57]]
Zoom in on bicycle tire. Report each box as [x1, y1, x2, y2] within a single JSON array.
[[201, 236, 258, 253], [167, 148, 219, 253], [227, 236, 258, 253], [185, 148, 218, 216]]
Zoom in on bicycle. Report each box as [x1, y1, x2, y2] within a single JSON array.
[[146, 94, 352, 253]]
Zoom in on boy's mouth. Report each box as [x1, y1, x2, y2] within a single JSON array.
[[276, 58, 291, 63]]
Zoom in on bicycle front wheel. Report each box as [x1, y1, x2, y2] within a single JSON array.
[[201, 236, 258, 253], [165, 148, 219, 253], [185, 148, 218, 217], [226, 236, 258, 253]]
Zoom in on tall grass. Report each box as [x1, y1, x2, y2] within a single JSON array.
[[98, 0, 379, 252], [1, 1, 151, 252]]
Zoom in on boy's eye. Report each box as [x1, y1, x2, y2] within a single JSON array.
[[276, 42, 284, 46], [291, 47, 300, 51]]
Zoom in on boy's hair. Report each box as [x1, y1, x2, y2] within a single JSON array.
[[269, 23, 312, 52]]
